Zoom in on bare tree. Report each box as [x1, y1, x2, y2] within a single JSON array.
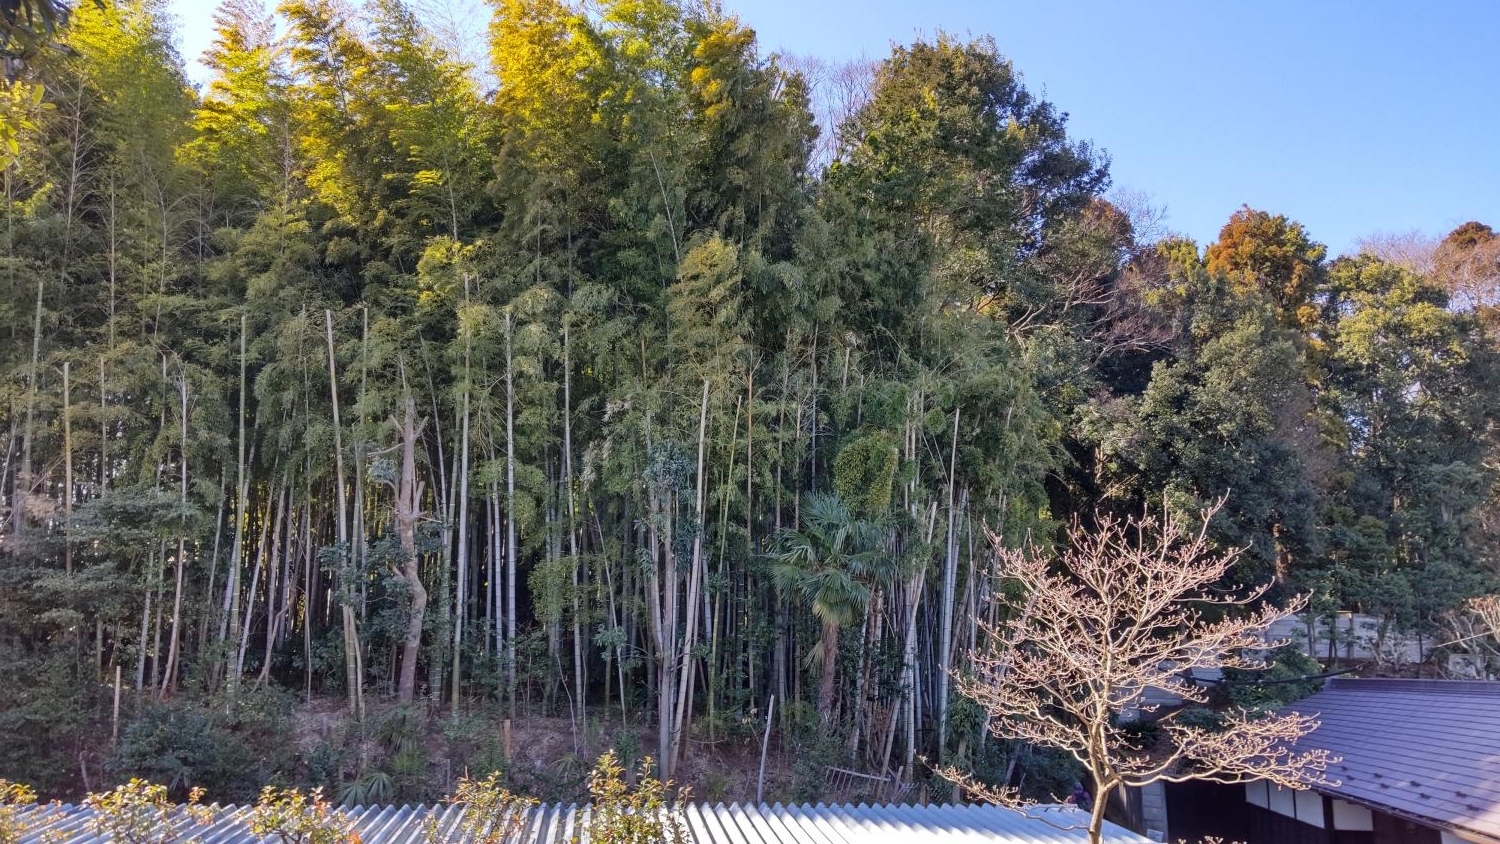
[[941, 502, 1333, 844], [1434, 222, 1500, 312], [779, 53, 876, 171], [1440, 595, 1500, 677], [1353, 229, 1439, 275]]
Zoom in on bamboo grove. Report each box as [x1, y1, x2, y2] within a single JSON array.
[[2, 0, 1499, 800]]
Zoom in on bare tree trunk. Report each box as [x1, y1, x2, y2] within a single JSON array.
[[504, 313, 518, 713], [256, 485, 290, 688], [325, 309, 363, 719], [392, 392, 428, 705], [451, 319, 472, 713], [219, 316, 249, 690], [818, 618, 840, 723], [235, 508, 270, 682], [671, 380, 711, 772], [98, 355, 107, 492], [62, 361, 73, 573], [646, 513, 676, 781], [135, 551, 153, 692], [418, 347, 452, 707], [15, 277, 43, 538], [563, 322, 585, 748], [160, 367, 190, 697], [937, 407, 961, 752]]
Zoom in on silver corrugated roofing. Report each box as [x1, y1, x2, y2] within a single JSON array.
[[17, 800, 1151, 843], [1285, 677, 1500, 842]]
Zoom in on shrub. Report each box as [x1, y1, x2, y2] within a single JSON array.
[[246, 787, 355, 844], [425, 773, 536, 844], [1221, 645, 1324, 711], [0, 780, 52, 844], [585, 752, 687, 844], [107, 701, 262, 800], [82, 780, 211, 844]]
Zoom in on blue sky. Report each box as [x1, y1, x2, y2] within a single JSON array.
[[166, 0, 1499, 256]]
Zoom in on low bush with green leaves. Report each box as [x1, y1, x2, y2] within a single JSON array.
[[425, 773, 536, 844], [0, 779, 54, 844], [82, 780, 212, 844], [246, 786, 355, 844], [585, 752, 688, 844]]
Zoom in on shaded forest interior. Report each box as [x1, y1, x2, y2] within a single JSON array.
[[2, 0, 1499, 806]]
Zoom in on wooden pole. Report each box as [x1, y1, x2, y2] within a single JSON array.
[[112, 664, 122, 743], [757, 694, 775, 803]]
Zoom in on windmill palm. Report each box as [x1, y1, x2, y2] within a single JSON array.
[[772, 492, 887, 723]]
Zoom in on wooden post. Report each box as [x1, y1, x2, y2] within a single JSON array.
[[757, 695, 775, 804], [112, 664, 122, 743]]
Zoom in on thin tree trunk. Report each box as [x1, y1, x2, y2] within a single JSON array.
[[392, 392, 428, 705], [671, 380, 711, 772], [219, 316, 249, 689], [62, 361, 73, 573], [98, 355, 107, 493], [818, 618, 840, 723], [451, 320, 472, 713], [235, 508, 270, 682], [325, 309, 363, 719], [159, 367, 190, 697], [563, 322, 585, 749], [256, 485, 291, 688], [937, 407, 961, 752], [15, 277, 43, 538], [504, 313, 518, 713]]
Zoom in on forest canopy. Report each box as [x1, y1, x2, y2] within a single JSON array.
[[1, 0, 1497, 806]]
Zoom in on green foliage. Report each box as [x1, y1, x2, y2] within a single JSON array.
[[1010, 746, 1084, 805], [771, 493, 886, 629], [426, 772, 536, 844], [82, 780, 212, 844], [0, 779, 49, 844], [832, 432, 898, 516], [247, 787, 355, 844], [106, 699, 277, 801], [337, 772, 392, 809], [1221, 646, 1325, 712], [787, 731, 845, 803], [1205, 207, 1326, 330], [584, 752, 687, 844]]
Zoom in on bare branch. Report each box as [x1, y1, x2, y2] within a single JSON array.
[[944, 501, 1334, 843]]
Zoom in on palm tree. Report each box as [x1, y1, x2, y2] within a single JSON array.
[[772, 492, 887, 723]]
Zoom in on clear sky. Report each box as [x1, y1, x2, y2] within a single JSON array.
[[165, 0, 1499, 256]]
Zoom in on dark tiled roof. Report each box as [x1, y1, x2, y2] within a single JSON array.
[[1285, 678, 1500, 841]]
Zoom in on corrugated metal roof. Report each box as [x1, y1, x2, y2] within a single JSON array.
[[1285, 677, 1500, 842], [16, 801, 1151, 844]]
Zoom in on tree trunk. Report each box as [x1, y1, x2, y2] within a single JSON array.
[[504, 313, 518, 712], [160, 367, 190, 697], [15, 277, 43, 538], [325, 309, 363, 718], [393, 393, 428, 705], [451, 327, 472, 713], [937, 407, 961, 752], [219, 316, 249, 690], [62, 361, 72, 574], [818, 618, 839, 723], [1088, 779, 1113, 844], [563, 322, 585, 748], [670, 380, 711, 772]]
